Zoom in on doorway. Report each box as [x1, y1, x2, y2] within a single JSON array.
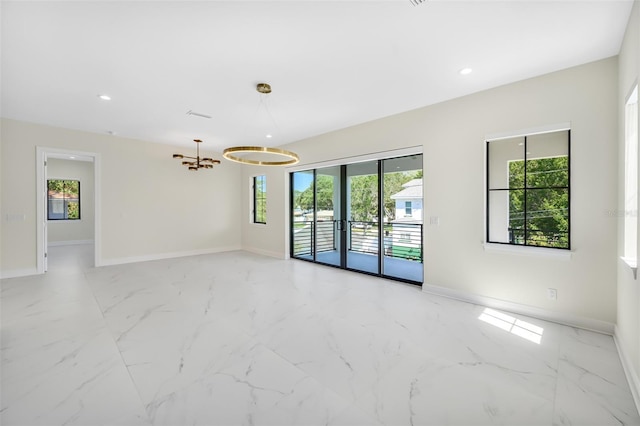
[[36, 147, 101, 274], [290, 154, 423, 285]]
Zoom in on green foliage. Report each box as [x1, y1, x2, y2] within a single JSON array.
[[293, 170, 421, 223], [349, 174, 378, 221], [315, 175, 335, 210], [508, 157, 569, 248], [67, 202, 80, 219]]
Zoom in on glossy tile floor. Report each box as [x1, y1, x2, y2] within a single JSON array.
[[2, 245, 639, 425]]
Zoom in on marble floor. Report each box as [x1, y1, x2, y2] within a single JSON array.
[[1, 245, 639, 426]]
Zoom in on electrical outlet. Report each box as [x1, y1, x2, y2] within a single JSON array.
[[547, 288, 558, 300]]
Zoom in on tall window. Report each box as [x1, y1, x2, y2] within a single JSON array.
[[253, 175, 266, 224], [47, 179, 80, 220], [487, 129, 570, 249], [624, 85, 638, 262]]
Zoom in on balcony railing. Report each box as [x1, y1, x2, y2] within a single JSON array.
[[508, 227, 568, 248], [293, 219, 423, 262], [292, 220, 336, 256], [349, 221, 423, 262]]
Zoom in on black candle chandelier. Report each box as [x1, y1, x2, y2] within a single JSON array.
[[172, 139, 220, 171]]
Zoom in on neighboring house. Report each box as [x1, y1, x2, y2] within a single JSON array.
[[390, 179, 423, 223], [386, 178, 424, 261]]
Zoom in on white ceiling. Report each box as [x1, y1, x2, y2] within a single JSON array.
[[1, 0, 633, 151]]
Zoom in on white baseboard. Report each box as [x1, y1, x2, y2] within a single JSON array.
[[97, 245, 242, 267], [422, 282, 615, 335], [0, 268, 39, 279], [614, 326, 640, 416], [242, 246, 287, 259], [48, 239, 94, 247]]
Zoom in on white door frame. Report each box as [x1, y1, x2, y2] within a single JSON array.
[[36, 147, 101, 273]]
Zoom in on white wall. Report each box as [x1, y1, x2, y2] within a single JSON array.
[[241, 165, 289, 258], [0, 119, 242, 275], [47, 158, 95, 244], [617, 0, 640, 408], [242, 57, 619, 329]]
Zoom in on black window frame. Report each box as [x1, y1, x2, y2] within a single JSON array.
[[486, 129, 571, 250], [47, 179, 81, 221], [253, 175, 267, 224]]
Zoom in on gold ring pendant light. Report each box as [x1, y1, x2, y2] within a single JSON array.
[[223, 83, 300, 166], [223, 146, 299, 166]]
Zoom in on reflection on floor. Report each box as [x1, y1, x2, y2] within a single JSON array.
[[1, 245, 638, 425], [298, 250, 424, 283]]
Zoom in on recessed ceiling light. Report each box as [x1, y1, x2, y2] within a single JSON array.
[[459, 68, 473, 75], [69, 156, 76, 159], [266, 134, 273, 139], [98, 94, 111, 101]]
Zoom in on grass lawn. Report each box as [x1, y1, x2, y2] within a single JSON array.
[[389, 245, 422, 261]]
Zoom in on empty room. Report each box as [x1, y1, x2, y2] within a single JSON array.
[[1, 0, 639, 425]]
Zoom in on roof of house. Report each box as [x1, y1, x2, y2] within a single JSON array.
[[391, 179, 423, 200]]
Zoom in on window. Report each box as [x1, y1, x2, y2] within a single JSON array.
[[47, 179, 80, 220], [405, 201, 412, 216], [486, 129, 570, 249], [624, 85, 638, 262], [253, 175, 266, 224]]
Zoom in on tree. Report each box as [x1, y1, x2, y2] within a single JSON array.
[[350, 175, 378, 221], [509, 157, 568, 248], [295, 175, 335, 211], [293, 170, 422, 223]]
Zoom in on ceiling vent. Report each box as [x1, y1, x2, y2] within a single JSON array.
[[186, 110, 212, 119]]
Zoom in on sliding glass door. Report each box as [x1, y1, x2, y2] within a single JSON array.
[[382, 155, 424, 282], [346, 161, 380, 274], [291, 170, 314, 261], [290, 154, 423, 285], [314, 166, 342, 267]]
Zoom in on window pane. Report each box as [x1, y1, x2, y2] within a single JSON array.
[[488, 189, 524, 244], [525, 188, 569, 248], [292, 171, 314, 258], [525, 131, 569, 188], [487, 137, 524, 190], [67, 201, 80, 219], [48, 199, 64, 219], [65, 180, 80, 197], [253, 175, 266, 224]]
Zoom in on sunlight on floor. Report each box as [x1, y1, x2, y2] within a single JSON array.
[[479, 307, 544, 344]]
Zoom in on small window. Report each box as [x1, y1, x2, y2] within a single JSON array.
[[486, 129, 570, 249], [405, 201, 412, 216], [253, 175, 266, 224], [48, 179, 80, 220]]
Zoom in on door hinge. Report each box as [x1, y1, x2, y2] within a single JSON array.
[[44, 252, 48, 258]]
